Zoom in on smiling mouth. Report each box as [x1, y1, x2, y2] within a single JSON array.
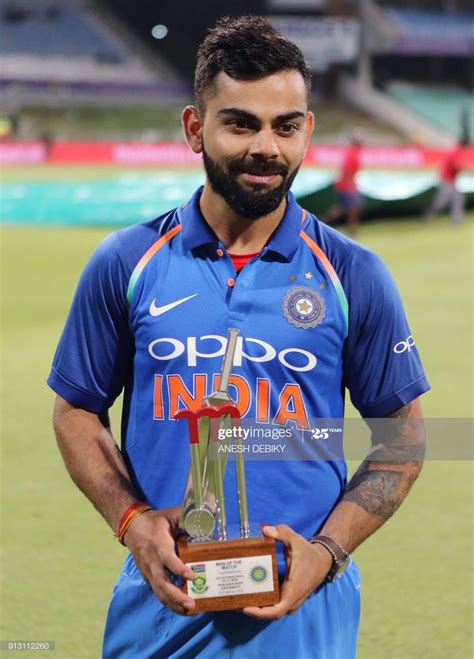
[[239, 172, 283, 184]]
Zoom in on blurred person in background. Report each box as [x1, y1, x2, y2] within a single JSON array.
[[0, 110, 18, 140], [49, 15, 429, 659], [423, 136, 469, 225], [41, 131, 54, 160], [324, 129, 364, 235]]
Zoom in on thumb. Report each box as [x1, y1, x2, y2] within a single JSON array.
[[262, 524, 295, 546]]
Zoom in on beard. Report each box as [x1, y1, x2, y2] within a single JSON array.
[[202, 146, 300, 220]]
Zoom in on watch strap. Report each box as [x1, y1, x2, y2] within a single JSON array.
[[310, 534, 349, 582]]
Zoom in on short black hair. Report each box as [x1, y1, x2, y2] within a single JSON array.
[[194, 15, 311, 112]]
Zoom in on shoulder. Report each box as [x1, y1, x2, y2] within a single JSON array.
[[302, 213, 385, 280], [88, 208, 180, 280], [301, 213, 398, 328]]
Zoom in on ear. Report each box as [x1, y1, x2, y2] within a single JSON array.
[[182, 105, 203, 153], [304, 111, 315, 150]]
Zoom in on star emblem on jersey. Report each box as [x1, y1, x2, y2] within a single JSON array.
[[282, 286, 326, 329], [304, 272, 313, 279]]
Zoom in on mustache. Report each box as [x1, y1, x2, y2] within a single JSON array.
[[228, 157, 288, 177]]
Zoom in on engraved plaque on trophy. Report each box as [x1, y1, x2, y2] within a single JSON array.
[[174, 328, 280, 613]]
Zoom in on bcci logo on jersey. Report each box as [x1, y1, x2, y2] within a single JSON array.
[[282, 287, 326, 329]]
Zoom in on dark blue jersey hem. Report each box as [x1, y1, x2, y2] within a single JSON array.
[[357, 374, 431, 417], [47, 368, 107, 413]]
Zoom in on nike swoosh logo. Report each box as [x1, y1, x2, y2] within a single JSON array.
[[149, 294, 197, 317]]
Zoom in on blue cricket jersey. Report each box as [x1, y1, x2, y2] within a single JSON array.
[[48, 187, 429, 545], [49, 187, 430, 658]]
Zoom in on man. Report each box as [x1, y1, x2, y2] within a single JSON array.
[[424, 137, 468, 225], [324, 130, 364, 234], [49, 16, 429, 658]]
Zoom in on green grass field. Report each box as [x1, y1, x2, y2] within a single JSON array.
[[1, 212, 473, 658]]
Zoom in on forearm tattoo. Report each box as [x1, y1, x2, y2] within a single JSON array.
[[344, 467, 409, 519], [343, 402, 425, 521]]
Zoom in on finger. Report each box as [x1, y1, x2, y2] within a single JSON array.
[[262, 524, 295, 546], [158, 535, 195, 580], [148, 563, 196, 613], [243, 577, 299, 620], [160, 548, 196, 581], [243, 603, 288, 620], [278, 568, 317, 615], [158, 577, 196, 613], [243, 597, 304, 620]]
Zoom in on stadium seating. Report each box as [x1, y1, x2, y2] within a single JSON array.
[[381, 8, 474, 55], [0, 0, 127, 60], [387, 82, 474, 139], [0, 0, 176, 91]]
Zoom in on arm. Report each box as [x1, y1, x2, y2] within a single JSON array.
[[53, 395, 196, 614], [244, 397, 425, 620], [320, 397, 425, 552]]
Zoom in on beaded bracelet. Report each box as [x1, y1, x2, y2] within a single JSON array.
[[115, 501, 152, 545]]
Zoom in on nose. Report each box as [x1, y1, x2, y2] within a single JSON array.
[[248, 129, 280, 160]]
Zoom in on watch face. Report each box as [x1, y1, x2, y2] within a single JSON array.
[[335, 556, 351, 578]]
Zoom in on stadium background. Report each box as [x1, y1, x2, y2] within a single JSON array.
[[1, 0, 473, 657]]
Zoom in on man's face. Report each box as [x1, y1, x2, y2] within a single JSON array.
[[196, 71, 314, 219]]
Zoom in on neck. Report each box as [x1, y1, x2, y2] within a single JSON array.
[[199, 182, 287, 254]]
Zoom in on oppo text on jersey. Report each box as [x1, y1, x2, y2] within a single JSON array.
[[147, 335, 318, 373]]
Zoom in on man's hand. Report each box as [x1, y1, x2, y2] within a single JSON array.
[[123, 506, 197, 615], [53, 398, 197, 615], [243, 524, 332, 620]]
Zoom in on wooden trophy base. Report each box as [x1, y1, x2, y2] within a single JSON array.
[[177, 534, 280, 613]]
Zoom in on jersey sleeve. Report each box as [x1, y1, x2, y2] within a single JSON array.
[[47, 231, 133, 413], [343, 249, 430, 417]]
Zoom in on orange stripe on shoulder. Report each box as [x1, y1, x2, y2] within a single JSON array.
[[300, 229, 349, 332], [127, 223, 182, 307], [139, 223, 182, 267], [300, 229, 332, 270]]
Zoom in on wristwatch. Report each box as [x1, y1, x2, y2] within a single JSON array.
[[310, 534, 350, 582]]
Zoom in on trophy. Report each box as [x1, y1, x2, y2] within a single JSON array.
[[174, 328, 279, 612]]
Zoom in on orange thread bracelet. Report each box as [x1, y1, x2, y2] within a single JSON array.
[[115, 502, 151, 545]]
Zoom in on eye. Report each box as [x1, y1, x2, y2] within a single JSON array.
[[226, 118, 255, 132], [278, 123, 298, 135]]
